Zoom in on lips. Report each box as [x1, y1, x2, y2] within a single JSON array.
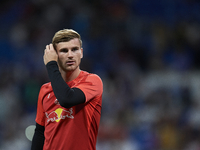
[[66, 61, 75, 65]]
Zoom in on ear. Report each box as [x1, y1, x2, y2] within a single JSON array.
[[81, 48, 83, 58]]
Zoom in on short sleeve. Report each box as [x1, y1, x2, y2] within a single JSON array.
[[35, 85, 46, 126], [75, 74, 103, 102]]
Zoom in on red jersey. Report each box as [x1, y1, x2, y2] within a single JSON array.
[[35, 71, 103, 150]]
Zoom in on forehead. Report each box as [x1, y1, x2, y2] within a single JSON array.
[[56, 38, 81, 50]]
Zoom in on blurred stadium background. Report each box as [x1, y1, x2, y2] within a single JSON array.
[[1, 0, 200, 149]]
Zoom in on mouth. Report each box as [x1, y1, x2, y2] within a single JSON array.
[[66, 61, 75, 65]]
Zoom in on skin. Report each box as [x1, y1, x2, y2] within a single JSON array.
[[44, 38, 83, 82]]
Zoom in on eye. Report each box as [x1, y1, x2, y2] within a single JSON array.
[[60, 48, 68, 52], [72, 47, 79, 51]]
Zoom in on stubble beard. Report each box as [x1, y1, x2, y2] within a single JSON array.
[[58, 59, 80, 73]]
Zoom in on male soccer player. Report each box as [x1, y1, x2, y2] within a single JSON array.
[[31, 29, 103, 150]]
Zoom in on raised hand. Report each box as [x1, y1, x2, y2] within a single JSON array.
[[43, 44, 58, 65]]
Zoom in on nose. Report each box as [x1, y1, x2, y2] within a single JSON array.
[[67, 50, 73, 58]]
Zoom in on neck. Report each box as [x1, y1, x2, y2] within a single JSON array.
[[60, 67, 81, 82]]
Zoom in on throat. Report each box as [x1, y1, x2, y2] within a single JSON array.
[[61, 69, 81, 82]]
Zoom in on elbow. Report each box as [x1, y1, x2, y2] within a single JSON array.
[[59, 99, 73, 108]]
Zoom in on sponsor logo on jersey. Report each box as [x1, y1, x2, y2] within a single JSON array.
[[45, 108, 74, 123]]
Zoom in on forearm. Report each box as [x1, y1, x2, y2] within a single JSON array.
[[31, 123, 45, 150], [46, 61, 85, 108]]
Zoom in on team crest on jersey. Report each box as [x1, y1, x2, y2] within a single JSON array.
[[45, 108, 74, 123]]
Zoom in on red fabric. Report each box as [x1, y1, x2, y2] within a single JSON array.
[[35, 71, 103, 150]]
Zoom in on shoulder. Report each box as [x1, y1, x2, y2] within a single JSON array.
[[77, 71, 103, 98], [88, 73, 103, 85], [39, 82, 53, 95], [41, 82, 51, 89], [81, 71, 103, 84]]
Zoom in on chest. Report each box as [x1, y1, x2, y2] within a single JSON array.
[[43, 92, 60, 111], [42, 91, 75, 125]]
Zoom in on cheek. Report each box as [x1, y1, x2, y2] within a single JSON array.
[[78, 51, 83, 59], [77, 54, 83, 62], [58, 54, 65, 60]]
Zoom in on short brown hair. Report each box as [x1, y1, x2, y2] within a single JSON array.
[[52, 29, 82, 49]]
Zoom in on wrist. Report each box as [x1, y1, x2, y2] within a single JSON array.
[[46, 61, 57, 66]]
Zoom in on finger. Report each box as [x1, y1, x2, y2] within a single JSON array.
[[46, 45, 50, 50], [49, 44, 54, 51]]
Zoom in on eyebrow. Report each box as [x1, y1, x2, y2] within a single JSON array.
[[59, 46, 80, 51]]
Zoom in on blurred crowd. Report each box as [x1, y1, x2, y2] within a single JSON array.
[[1, 0, 200, 149]]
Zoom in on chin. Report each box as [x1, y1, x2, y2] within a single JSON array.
[[66, 66, 77, 72]]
